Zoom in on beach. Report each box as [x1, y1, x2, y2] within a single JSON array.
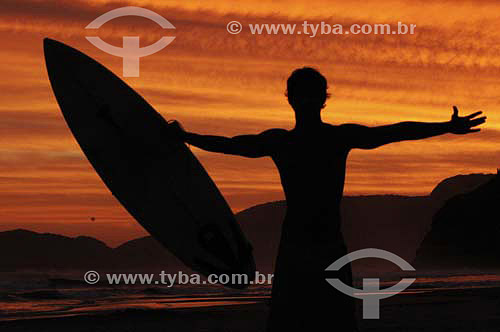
[[2, 273, 500, 331], [0, 303, 269, 332]]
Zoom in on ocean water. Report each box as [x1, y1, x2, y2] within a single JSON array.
[[1, 271, 500, 322], [0, 270, 271, 321]]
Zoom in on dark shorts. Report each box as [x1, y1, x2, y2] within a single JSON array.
[[266, 216, 357, 331]]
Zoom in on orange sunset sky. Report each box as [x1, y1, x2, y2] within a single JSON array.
[[1, 0, 499, 245]]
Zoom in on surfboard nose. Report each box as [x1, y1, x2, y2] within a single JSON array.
[[43, 38, 59, 52], [44, 38, 63, 63], [43, 38, 85, 77], [43, 38, 78, 60]]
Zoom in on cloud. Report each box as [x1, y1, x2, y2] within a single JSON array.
[[3, 0, 500, 70], [1, 0, 499, 243]]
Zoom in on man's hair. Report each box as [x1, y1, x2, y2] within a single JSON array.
[[285, 67, 330, 109]]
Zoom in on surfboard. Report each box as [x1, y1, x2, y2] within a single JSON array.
[[43, 38, 255, 288]]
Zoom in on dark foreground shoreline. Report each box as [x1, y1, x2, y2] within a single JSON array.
[[0, 303, 270, 332], [2, 286, 500, 331]]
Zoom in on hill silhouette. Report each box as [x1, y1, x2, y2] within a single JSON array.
[[414, 170, 500, 270], [239, 172, 496, 273], [0, 229, 184, 271], [1, 173, 496, 274], [0, 229, 112, 269], [238, 196, 436, 273], [429, 173, 495, 202]]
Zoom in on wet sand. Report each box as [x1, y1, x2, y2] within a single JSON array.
[[0, 303, 270, 332], [2, 287, 500, 331]]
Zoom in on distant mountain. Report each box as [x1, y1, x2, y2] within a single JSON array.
[[1, 172, 496, 274], [114, 236, 184, 269], [0, 229, 184, 271], [0, 229, 112, 269], [238, 196, 435, 274], [414, 170, 500, 270], [239, 172, 498, 273], [429, 173, 495, 202], [237, 201, 286, 273]]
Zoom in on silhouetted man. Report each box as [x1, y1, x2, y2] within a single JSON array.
[[171, 67, 486, 331]]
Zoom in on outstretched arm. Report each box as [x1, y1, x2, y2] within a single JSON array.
[[169, 122, 281, 158], [342, 106, 486, 150], [184, 133, 270, 157]]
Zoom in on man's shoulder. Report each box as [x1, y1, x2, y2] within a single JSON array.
[[260, 128, 289, 137], [325, 123, 366, 134], [258, 128, 288, 148]]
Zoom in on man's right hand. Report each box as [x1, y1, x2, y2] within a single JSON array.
[[449, 105, 486, 135]]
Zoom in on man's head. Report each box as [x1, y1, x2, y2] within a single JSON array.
[[285, 67, 330, 113]]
